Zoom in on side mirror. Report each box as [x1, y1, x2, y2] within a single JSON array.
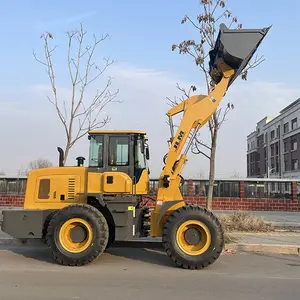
[[145, 146, 150, 160]]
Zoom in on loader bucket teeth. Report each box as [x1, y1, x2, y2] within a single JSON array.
[[209, 23, 271, 87]]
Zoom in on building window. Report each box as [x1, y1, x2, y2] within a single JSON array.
[[264, 133, 267, 143], [270, 130, 275, 140], [271, 157, 275, 169], [275, 143, 279, 155], [271, 182, 275, 191], [284, 122, 289, 133], [270, 144, 275, 157], [277, 125, 280, 137], [284, 141, 288, 153], [248, 143, 249, 150], [291, 140, 297, 151], [258, 128, 260, 134], [292, 159, 298, 170], [291, 118, 297, 130], [284, 160, 288, 171], [276, 157, 279, 173]]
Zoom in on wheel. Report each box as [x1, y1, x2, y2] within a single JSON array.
[[162, 205, 224, 270], [45, 204, 109, 266]]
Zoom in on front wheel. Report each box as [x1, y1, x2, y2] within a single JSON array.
[[162, 205, 224, 270], [46, 204, 109, 266]]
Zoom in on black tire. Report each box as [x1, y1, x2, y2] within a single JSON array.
[[45, 204, 109, 266], [162, 205, 224, 270]]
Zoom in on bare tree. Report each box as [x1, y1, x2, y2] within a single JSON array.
[[28, 158, 54, 170], [171, 0, 264, 209], [16, 159, 53, 177], [230, 170, 241, 178], [33, 24, 119, 165]]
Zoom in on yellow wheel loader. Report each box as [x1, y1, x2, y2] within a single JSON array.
[[1, 24, 270, 269]]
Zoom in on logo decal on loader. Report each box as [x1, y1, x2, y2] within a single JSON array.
[[174, 131, 185, 151]]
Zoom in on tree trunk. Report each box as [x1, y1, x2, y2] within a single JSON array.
[[206, 129, 218, 210], [63, 143, 71, 166]]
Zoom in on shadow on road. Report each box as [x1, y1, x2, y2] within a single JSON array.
[[1, 242, 175, 268], [7, 244, 57, 264], [106, 247, 175, 268]]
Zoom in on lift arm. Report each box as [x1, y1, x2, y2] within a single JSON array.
[[150, 23, 271, 237], [164, 60, 234, 178], [154, 59, 234, 205]]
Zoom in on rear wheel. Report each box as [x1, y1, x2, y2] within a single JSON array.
[[46, 204, 109, 266], [162, 205, 224, 270]]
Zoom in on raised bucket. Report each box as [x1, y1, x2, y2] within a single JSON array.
[[209, 23, 271, 87]]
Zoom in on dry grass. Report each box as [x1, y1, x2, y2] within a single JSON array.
[[224, 232, 238, 244], [220, 211, 274, 232]]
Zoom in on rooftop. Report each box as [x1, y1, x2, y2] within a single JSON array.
[[248, 98, 300, 134], [279, 98, 300, 114]]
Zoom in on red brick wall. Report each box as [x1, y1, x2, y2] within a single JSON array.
[[142, 196, 300, 212], [0, 195, 25, 207], [1, 193, 300, 212]]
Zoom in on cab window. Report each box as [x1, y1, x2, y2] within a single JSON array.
[[109, 136, 129, 166], [89, 135, 104, 167]]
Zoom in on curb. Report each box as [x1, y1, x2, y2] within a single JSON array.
[[224, 243, 300, 255]]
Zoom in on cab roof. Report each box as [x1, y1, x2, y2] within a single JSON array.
[[88, 130, 147, 135]]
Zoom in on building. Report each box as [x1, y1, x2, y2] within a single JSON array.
[[247, 98, 300, 179]]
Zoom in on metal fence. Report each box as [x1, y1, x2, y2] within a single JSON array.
[[0, 176, 298, 200], [193, 180, 240, 197], [0, 177, 27, 195], [244, 181, 292, 199], [149, 179, 189, 196]]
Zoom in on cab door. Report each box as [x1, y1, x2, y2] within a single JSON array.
[[101, 134, 134, 193], [107, 135, 134, 177]]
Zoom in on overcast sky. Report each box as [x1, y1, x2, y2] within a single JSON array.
[[1, 0, 300, 179]]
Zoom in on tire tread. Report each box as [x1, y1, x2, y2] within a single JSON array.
[[162, 205, 224, 270], [45, 204, 109, 266]]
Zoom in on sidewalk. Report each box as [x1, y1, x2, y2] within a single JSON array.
[[224, 231, 300, 255], [215, 210, 300, 228]]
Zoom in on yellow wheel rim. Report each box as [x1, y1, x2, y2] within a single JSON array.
[[59, 218, 93, 253], [176, 220, 211, 256]]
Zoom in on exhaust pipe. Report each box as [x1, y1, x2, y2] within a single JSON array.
[[57, 147, 64, 167], [209, 23, 271, 87]]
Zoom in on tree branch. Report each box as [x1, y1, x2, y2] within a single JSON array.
[[33, 26, 118, 164], [191, 140, 211, 160], [194, 136, 212, 151]]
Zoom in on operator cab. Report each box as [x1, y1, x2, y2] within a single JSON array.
[[87, 130, 150, 184]]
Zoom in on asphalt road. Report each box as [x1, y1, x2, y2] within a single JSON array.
[[0, 245, 299, 300]]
